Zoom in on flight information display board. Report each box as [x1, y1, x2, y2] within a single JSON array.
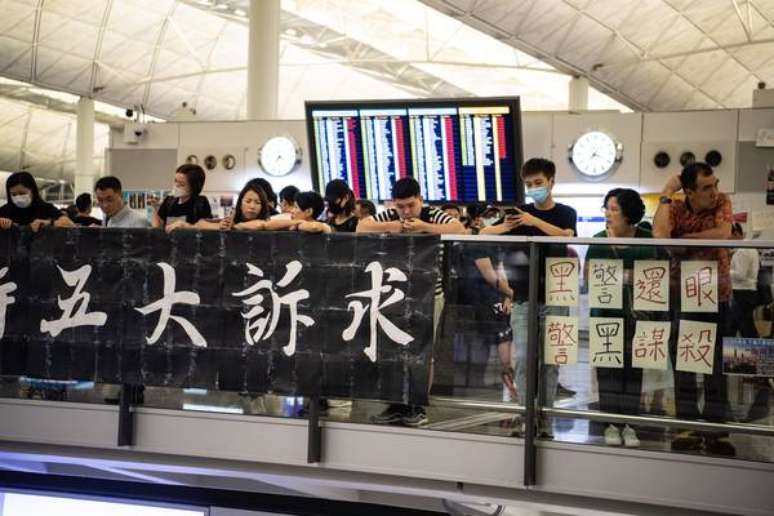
[[306, 98, 523, 203]]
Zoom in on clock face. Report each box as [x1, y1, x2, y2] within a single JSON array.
[[259, 136, 301, 177], [570, 131, 621, 178]]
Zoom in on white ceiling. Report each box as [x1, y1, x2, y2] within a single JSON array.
[[422, 0, 774, 111], [4, 0, 770, 180]]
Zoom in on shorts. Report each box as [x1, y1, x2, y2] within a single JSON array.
[[474, 302, 513, 346]]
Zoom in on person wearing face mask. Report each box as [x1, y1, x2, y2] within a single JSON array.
[[195, 182, 272, 231], [324, 179, 358, 233], [480, 158, 577, 438], [0, 171, 73, 232], [151, 164, 213, 232]]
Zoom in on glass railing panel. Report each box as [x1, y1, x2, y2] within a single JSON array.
[[537, 239, 774, 462]]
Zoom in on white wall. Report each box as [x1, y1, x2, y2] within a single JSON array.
[[109, 120, 311, 195]]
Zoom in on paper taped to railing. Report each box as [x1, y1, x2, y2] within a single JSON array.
[[544, 315, 578, 365], [632, 321, 671, 370], [676, 320, 717, 375]]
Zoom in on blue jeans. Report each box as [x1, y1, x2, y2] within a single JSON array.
[[511, 302, 558, 408]]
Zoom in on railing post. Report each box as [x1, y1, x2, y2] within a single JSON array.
[[117, 384, 136, 447], [524, 242, 541, 486], [307, 396, 322, 463]]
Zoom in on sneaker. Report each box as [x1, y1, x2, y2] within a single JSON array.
[[604, 424, 622, 446], [621, 425, 640, 448], [370, 404, 408, 425], [537, 417, 554, 439], [401, 406, 429, 427], [705, 436, 736, 457], [671, 430, 703, 452]]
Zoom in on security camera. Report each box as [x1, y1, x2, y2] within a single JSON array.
[[758, 81, 767, 90]]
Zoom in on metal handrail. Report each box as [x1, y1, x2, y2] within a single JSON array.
[[440, 234, 774, 248], [428, 396, 774, 438]]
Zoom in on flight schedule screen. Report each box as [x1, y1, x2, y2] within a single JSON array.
[[308, 99, 522, 203]]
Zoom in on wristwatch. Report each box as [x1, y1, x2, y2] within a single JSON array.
[[659, 195, 673, 205]]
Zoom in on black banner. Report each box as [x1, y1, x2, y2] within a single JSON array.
[[0, 228, 438, 405]]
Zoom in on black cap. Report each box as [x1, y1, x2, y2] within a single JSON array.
[[324, 179, 351, 204]]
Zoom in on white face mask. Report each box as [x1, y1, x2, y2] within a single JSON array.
[[11, 194, 32, 209], [482, 216, 499, 227], [172, 186, 190, 198]]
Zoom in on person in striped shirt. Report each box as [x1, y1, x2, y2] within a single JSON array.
[[357, 177, 465, 426]]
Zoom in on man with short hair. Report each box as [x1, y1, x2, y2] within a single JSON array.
[[441, 203, 462, 221], [481, 157, 578, 436], [653, 162, 735, 456], [358, 177, 465, 426], [72, 193, 101, 226], [94, 176, 149, 228]]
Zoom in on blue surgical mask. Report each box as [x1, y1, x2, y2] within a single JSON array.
[[526, 187, 549, 205]]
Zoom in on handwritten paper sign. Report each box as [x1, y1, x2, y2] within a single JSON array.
[[633, 260, 670, 311], [632, 320, 671, 370], [676, 320, 717, 374], [588, 259, 623, 309], [545, 257, 579, 307], [544, 316, 578, 365], [681, 261, 718, 313], [589, 317, 624, 368]]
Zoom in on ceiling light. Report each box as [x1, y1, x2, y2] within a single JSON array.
[[215, 3, 229, 9], [234, 8, 246, 16], [300, 34, 315, 45], [284, 28, 299, 37]]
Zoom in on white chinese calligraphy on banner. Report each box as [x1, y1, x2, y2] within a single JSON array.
[[545, 257, 579, 307], [544, 315, 578, 365], [40, 265, 107, 337], [633, 260, 670, 311], [588, 259, 623, 309], [632, 320, 671, 370], [681, 261, 718, 313], [0, 267, 17, 340], [676, 320, 716, 374], [589, 317, 624, 368]]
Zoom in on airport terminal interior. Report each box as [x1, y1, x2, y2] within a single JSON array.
[[1, 0, 774, 515]]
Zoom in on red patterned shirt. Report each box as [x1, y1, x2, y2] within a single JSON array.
[[669, 193, 733, 303]]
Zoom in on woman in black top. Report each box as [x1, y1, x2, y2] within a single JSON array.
[[324, 179, 358, 233], [152, 164, 213, 232], [0, 171, 72, 232], [196, 181, 272, 231]]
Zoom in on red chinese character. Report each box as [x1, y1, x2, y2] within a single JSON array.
[[547, 321, 576, 364], [634, 328, 667, 361], [684, 266, 715, 307], [635, 266, 667, 305], [679, 330, 713, 367], [548, 260, 576, 302]]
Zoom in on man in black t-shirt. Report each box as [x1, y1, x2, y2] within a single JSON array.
[[358, 178, 465, 427], [481, 158, 577, 436], [72, 193, 101, 227]]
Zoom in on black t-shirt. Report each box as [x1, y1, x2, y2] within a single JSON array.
[[157, 195, 212, 225], [498, 202, 578, 303], [0, 200, 62, 226], [496, 202, 577, 237], [73, 215, 101, 227], [328, 215, 358, 233]]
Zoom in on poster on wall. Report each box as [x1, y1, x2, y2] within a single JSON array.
[[723, 338, 774, 377], [0, 228, 439, 405]]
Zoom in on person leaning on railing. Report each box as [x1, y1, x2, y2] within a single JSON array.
[[357, 177, 466, 428], [480, 157, 577, 438], [586, 188, 656, 448], [0, 171, 73, 232], [653, 161, 736, 457]]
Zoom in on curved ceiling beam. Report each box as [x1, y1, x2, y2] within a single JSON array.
[[89, 0, 115, 96]]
